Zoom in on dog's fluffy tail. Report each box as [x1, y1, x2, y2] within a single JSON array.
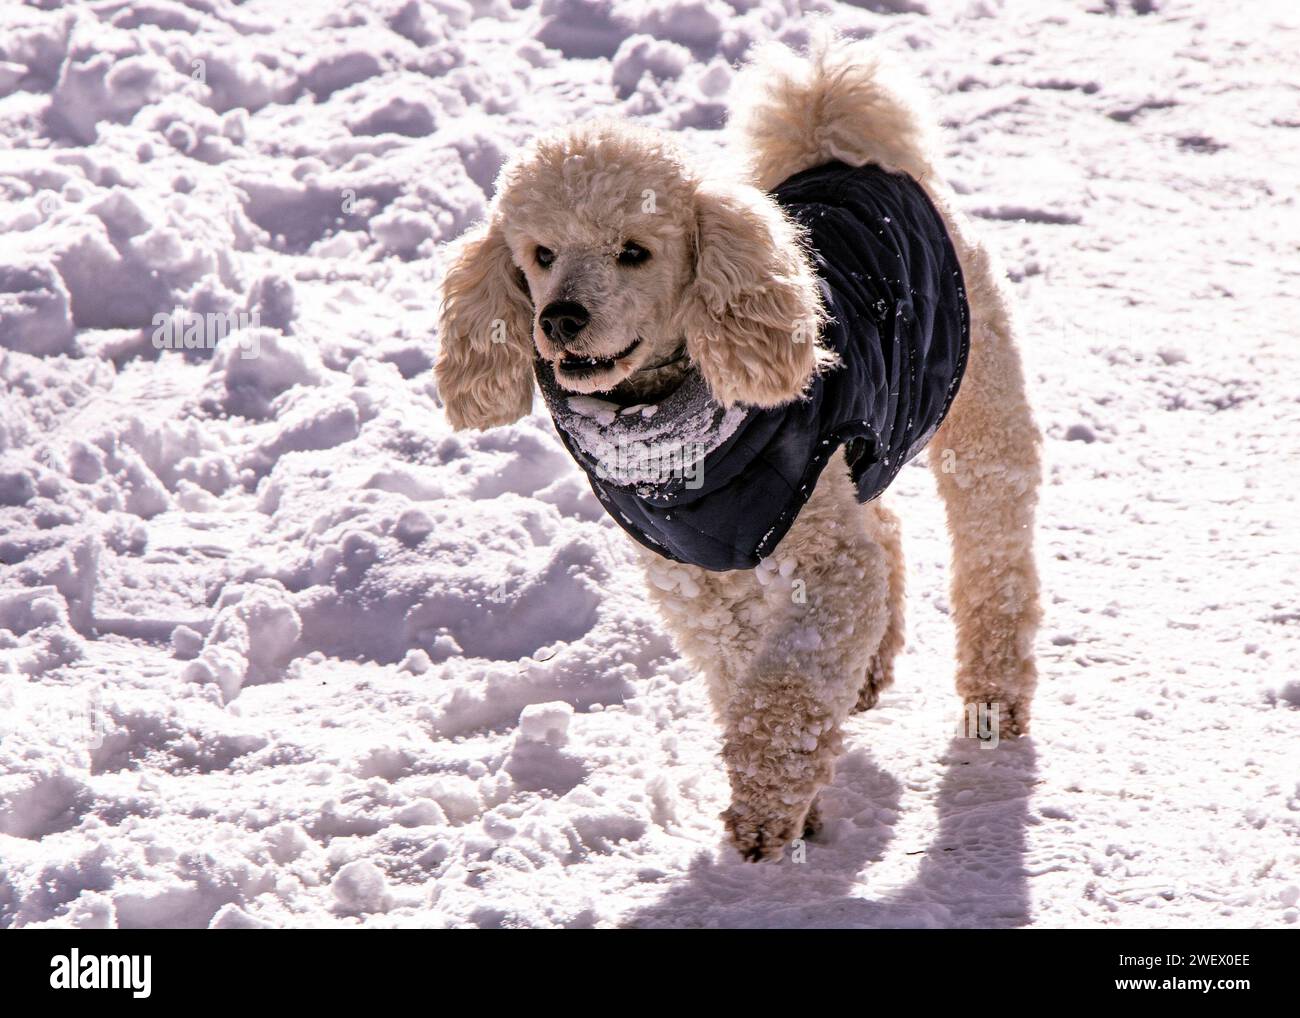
[[727, 31, 941, 192]]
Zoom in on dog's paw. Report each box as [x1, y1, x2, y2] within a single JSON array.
[[962, 697, 1031, 739], [853, 655, 894, 714], [722, 804, 805, 862], [1001, 706, 1029, 738], [853, 680, 881, 714]]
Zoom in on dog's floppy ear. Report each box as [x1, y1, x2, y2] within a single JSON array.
[[676, 181, 828, 408], [434, 217, 535, 430]]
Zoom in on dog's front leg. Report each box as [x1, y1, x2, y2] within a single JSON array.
[[644, 467, 892, 861], [719, 525, 891, 860], [718, 659, 851, 861]]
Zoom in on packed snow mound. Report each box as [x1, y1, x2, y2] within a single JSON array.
[[1, 0, 1297, 929], [0, 260, 76, 356]]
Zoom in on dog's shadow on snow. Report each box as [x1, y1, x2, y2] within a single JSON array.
[[623, 736, 1038, 929]]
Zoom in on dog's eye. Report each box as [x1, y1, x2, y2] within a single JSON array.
[[616, 241, 650, 266], [535, 246, 555, 268]]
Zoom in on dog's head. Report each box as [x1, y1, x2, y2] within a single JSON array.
[[434, 121, 829, 430]]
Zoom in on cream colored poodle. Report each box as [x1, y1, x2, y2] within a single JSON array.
[[434, 36, 1041, 861]]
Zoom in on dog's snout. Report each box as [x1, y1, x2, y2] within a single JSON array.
[[539, 301, 590, 346]]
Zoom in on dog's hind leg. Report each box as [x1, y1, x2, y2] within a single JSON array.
[[927, 299, 1042, 737], [856, 499, 904, 713]]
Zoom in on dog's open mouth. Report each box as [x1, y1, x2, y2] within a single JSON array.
[[556, 338, 641, 379]]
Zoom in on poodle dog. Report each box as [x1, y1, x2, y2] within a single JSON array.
[[434, 36, 1041, 861]]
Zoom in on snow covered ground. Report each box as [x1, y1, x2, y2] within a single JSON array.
[[1, 0, 1297, 929]]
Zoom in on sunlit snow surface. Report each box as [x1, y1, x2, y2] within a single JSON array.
[[1, 0, 1298, 928]]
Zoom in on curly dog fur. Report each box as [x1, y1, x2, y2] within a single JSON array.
[[434, 34, 1042, 862]]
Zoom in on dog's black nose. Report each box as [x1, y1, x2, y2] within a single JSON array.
[[539, 301, 589, 346]]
